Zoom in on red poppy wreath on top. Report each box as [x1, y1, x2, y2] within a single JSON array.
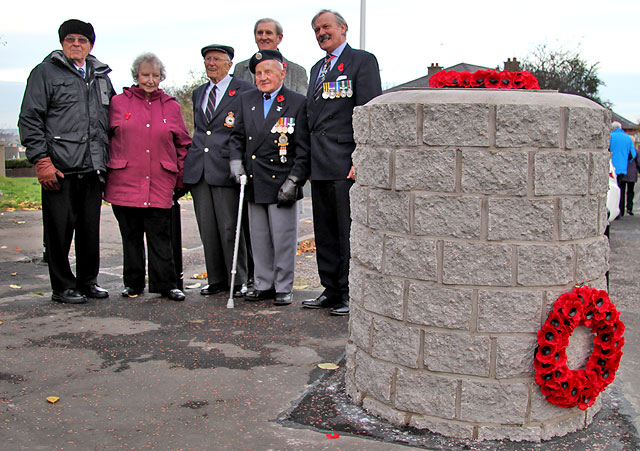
[[534, 286, 625, 410], [428, 69, 539, 89]]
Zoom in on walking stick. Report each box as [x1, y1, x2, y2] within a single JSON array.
[[227, 174, 247, 309]]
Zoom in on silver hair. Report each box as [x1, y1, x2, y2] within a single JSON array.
[[612, 121, 622, 130], [311, 9, 348, 33], [254, 18, 283, 36], [131, 52, 167, 83]]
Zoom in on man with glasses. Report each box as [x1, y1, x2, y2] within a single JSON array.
[[19, 19, 115, 304], [183, 45, 254, 298]]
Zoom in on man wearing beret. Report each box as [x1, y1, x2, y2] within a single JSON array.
[[229, 50, 310, 305], [233, 18, 308, 95], [183, 45, 254, 297], [302, 10, 382, 316], [18, 19, 115, 304]]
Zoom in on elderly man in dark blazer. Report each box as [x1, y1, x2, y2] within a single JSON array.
[[302, 10, 382, 316], [183, 44, 254, 297], [229, 50, 310, 306]]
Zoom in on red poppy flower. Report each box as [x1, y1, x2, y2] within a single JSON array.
[[277, 94, 284, 102], [471, 69, 492, 87], [537, 324, 568, 348], [578, 386, 599, 409], [337, 63, 344, 72], [457, 71, 473, 87], [521, 71, 540, 89], [497, 71, 514, 89], [229, 90, 237, 97], [484, 70, 501, 88], [282, 61, 287, 68], [125, 113, 131, 120], [428, 71, 448, 88]]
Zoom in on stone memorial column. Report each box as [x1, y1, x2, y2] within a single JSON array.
[[346, 89, 610, 442]]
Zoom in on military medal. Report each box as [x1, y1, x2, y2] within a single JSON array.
[[346, 80, 353, 97], [278, 133, 288, 163], [288, 118, 295, 134], [322, 82, 330, 99], [224, 112, 235, 128]]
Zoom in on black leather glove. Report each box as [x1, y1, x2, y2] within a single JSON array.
[[229, 160, 246, 184], [277, 176, 299, 208], [173, 187, 189, 201]]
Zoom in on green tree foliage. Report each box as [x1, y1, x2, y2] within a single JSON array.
[[522, 44, 609, 106], [163, 70, 208, 135]]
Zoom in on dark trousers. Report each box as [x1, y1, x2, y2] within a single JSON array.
[[41, 172, 102, 293], [112, 205, 176, 293], [618, 179, 635, 215], [311, 179, 353, 301]]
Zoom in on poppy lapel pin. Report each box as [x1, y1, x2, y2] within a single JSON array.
[[124, 113, 131, 120], [229, 90, 237, 97], [337, 63, 344, 72], [276, 94, 284, 102]]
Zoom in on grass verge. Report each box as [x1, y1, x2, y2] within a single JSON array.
[[0, 177, 42, 210]]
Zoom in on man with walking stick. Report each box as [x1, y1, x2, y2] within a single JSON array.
[[229, 49, 310, 306]]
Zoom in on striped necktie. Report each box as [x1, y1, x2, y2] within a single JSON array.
[[205, 85, 217, 122], [78, 67, 85, 79], [313, 54, 334, 102]]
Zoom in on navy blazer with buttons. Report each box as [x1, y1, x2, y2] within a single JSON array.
[[306, 44, 382, 181], [183, 76, 254, 187], [229, 85, 310, 204]]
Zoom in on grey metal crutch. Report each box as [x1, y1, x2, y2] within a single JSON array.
[[227, 174, 247, 309]]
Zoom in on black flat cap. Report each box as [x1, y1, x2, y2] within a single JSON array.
[[201, 44, 234, 60], [249, 49, 284, 74], [58, 19, 95, 45]]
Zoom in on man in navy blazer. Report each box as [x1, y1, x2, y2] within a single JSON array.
[[302, 10, 382, 316], [229, 50, 310, 306], [183, 44, 254, 297]]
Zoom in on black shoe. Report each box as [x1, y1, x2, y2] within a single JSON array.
[[83, 284, 109, 299], [200, 283, 227, 296], [628, 210, 634, 216], [302, 294, 338, 309], [233, 284, 247, 298], [274, 292, 293, 306], [163, 289, 185, 302], [330, 300, 350, 316], [244, 288, 275, 301], [121, 287, 142, 298], [52, 289, 87, 304]]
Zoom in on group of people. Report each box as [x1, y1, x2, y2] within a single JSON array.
[[18, 10, 382, 317], [610, 121, 639, 218]]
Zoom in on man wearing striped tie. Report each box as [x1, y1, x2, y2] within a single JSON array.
[[19, 19, 115, 304], [302, 10, 382, 316], [183, 45, 254, 298]]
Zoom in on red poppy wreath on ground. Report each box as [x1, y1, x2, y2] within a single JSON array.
[[428, 69, 540, 89], [534, 286, 625, 410]]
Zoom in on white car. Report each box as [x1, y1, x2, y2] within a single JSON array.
[[607, 161, 621, 224]]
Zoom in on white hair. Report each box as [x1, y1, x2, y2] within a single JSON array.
[[612, 121, 622, 130]]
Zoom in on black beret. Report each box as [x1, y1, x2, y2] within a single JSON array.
[[249, 49, 284, 74], [58, 19, 95, 45], [201, 44, 234, 60]]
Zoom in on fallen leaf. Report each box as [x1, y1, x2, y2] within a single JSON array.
[[192, 272, 207, 280], [0, 246, 6, 249], [327, 432, 340, 439], [182, 247, 187, 251], [9, 284, 22, 289], [14, 248, 21, 251], [317, 363, 339, 370], [292, 285, 308, 290], [5, 208, 15, 212], [46, 396, 60, 403], [0, 321, 3, 325], [303, 219, 312, 223], [10, 272, 17, 276], [296, 261, 302, 265], [185, 283, 202, 289]]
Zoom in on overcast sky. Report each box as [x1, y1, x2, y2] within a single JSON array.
[[1, 0, 640, 128]]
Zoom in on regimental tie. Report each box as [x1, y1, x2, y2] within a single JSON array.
[[78, 67, 85, 79], [313, 54, 335, 101], [205, 85, 217, 122]]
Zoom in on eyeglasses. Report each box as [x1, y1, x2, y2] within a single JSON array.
[[64, 36, 89, 44], [204, 56, 230, 63]]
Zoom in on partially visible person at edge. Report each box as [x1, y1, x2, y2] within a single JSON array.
[[620, 135, 640, 217], [182, 45, 254, 298], [104, 53, 191, 302], [301, 10, 382, 316], [233, 18, 308, 95], [229, 50, 310, 306], [18, 19, 115, 304], [609, 121, 637, 219]]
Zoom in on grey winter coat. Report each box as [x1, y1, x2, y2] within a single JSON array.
[[18, 50, 115, 174]]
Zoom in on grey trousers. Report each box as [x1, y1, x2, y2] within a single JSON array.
[[190, 178, 247, 287], [248, 201, 298, 293]]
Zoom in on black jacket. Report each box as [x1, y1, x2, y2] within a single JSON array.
[[19, 50, 115, 174], [229, 86, 310, 204]]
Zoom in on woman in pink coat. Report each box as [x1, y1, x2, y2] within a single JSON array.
[[104, 53, 191, 301]]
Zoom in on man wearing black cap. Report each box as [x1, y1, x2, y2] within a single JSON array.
[[302, 10, 382, 316], [183, 45, 254, 297], [228, 50, 310, 305], [18, 19, 115, 304]]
